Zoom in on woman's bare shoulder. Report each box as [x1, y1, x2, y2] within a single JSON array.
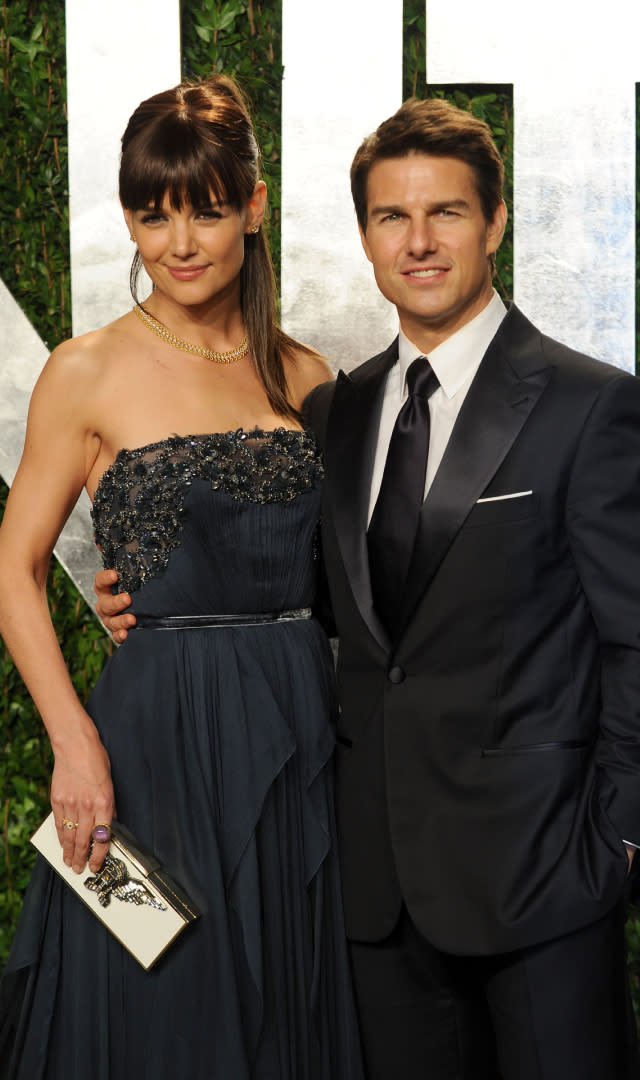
[[284, 342, 335, 408], [41, 313, 136, 391], [50, 313, 133, 365]]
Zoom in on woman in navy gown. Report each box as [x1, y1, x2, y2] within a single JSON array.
[[0, 74, 363, 1079]]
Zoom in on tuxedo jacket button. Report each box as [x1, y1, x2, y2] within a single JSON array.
[[388, 665, 405, 684]]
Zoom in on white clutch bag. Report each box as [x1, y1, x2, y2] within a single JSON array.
[[31, 812, 200, 970]]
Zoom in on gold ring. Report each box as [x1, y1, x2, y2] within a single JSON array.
[[61, 817, 79, 830]]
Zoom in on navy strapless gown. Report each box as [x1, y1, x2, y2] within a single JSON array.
[[0, 429, 364, 1079]]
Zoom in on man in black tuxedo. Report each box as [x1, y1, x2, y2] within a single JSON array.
[[303, 98, 640, 1079], [96, 98, 640, 1078]]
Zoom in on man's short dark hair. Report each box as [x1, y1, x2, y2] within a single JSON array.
[[351, 97, 505, 233]]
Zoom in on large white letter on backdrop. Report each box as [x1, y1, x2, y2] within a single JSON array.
[[427, 0, 638, 370], [281, 0, 403, 366], [66, 0, 181, 337]]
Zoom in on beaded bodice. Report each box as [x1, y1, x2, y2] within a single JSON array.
[[91, 428, 323, 597]]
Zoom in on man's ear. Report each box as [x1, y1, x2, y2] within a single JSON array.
[[486, 200, 507, 256], [359, 223, 373, 264]]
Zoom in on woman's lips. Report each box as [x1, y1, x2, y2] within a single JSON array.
[[166, 265, 209, 280]]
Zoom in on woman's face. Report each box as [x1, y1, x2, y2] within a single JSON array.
[[124, 181, 266, 310]]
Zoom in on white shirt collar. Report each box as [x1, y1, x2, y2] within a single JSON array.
[[397, 290, 507, 399]]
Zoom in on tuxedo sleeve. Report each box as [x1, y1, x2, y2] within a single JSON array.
[[303, 381, 337, 637], [302, 380, 335, 451], [566, 371, 640, 845]]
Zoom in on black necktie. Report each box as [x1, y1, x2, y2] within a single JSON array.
[[367, 356, 439, 634]]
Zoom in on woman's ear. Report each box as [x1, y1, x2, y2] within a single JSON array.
[[123, 207, 135, 242], [245, 181, 267, 233]]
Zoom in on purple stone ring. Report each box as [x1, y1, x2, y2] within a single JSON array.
[[91, 823, 112, 845]]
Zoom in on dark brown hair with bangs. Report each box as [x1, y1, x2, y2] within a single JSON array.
[[120, 74, 305, 422]]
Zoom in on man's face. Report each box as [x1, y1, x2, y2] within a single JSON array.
[[360, 153, 507, 351]]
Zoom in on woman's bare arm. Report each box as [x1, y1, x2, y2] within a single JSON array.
[[0, 343, 114, 872]]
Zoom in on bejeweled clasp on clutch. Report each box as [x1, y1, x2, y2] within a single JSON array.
[[84, 852, 167, 910]]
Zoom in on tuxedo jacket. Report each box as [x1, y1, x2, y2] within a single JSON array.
[[305, 304, 640, 956]]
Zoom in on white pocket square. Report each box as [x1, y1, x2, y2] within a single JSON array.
[[476, 490, 533, 504]]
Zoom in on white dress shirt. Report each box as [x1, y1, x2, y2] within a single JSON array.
[[367, 290, 508, 524]]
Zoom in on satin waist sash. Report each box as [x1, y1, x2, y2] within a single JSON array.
[[134, 608, 313, 630]]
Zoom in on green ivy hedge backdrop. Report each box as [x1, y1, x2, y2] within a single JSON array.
[[1, 0, 639, 1016]]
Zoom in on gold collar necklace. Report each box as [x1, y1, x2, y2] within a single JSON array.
[[134, 304, 249, 364]]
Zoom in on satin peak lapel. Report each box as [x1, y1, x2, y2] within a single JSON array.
[[400, 308, 553, 630], [324, 343, 398, 649]]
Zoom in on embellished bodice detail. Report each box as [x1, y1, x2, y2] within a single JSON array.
[[91, 428, 323, 595]]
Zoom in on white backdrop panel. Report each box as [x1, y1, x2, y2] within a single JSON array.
[[426, 0, 638, 370], [66, 0, 181, 336], [281, 0, 403, 369]]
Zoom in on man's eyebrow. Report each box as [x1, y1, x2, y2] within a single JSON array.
[[369, 204, 405, 219], [369, 197, 471, 218], [428, 198, 470, 213]]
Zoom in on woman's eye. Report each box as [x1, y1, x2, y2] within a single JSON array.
[[140, 213, 165, 225]]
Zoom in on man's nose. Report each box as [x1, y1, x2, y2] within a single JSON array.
[[406, 216, 436, 257]]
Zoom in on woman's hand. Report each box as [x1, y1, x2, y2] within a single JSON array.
[[94, 568, 136, 643], [51, 728, 115, 874]]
